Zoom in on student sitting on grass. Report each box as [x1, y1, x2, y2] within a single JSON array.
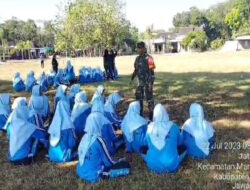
[[181, 103, 215, 159], [54, 69, 69, 87], [54, 85, 69, 112], [69, 84, 81, 111], [29, 85, 50, 123], [77, 114, 130, 183], [104, 92, 123, 128], [121, 101, 148, 154], [143, 104, 186, 174], [91, 99, 123, 155], [38, 72, 49, 93], [5, 98, 48, 165], [25, 71, 37, 92], [0, 94, 11, 130], [48, 101, 77, 163], [91, 85, 106, 104], [65, 60, 75, 83], [71, 91, 91, 138], [13, 72, 25, 92]]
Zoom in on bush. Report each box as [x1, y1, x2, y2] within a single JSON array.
[[211, 39, 224, 50], [182, 31, 208, 52]]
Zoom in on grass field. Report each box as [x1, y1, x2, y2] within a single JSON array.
[[0, 51, 250, 190]]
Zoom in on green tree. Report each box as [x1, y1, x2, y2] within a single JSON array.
[[182, 31, 208, 51]]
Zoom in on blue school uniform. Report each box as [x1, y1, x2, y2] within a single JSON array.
[[92, 99, 123, 155], [121, 101, 148, 153], [25, 71, 37, 92], [29, 85, 50, 122], [0, 94, 11, 130], [77, 114, 129, 183], [69, 84, 81, 111], [71, 91, 91, 137], [13, 73, 25, 92], [65, 60, 75, 82], [38, 72, 49, 92], [48, 101, 77, 163], [181, 103, 215, 159], [144, 104, 187, 173], [104, 93, 123, 127], [6, 98, 48, 164], [54, 85, 69, 112]]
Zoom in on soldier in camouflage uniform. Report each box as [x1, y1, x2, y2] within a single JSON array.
[[130, 42, 155, 120]]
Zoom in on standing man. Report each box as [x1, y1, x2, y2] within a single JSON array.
[[130, 42, 156, 120]]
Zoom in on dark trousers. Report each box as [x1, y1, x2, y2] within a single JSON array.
[[135, 84, 154, 120], [41, 60, 44, 68]]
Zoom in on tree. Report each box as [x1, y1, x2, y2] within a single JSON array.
[[0, 27, 7, 61], [55, 0, 136, 55], [145, 25, 154, 53], [182, 31, 208, 51], [17, 41, 26, 60]]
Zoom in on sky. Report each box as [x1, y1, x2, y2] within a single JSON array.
[[0, 0, 228, 31]]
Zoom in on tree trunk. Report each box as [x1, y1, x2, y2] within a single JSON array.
[[21, 49, 24, 60]]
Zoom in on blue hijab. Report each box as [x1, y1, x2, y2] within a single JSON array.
[[71, 91, 90, 121], [0, 93, 11, 117], [48, 101, 74, 147], [29, 85, 50, 118], [13, 72, 22, 86], [7, 98, 36, 157], [104, 92, 123, 115], [26, 71, 36, 88]]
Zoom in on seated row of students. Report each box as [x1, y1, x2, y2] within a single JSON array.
[[79, 67, 105, 84], [13, 60, 76, 92], [0, 84, 215, 183]]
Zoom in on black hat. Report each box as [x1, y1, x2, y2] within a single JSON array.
[[137, 41, 145, 49]]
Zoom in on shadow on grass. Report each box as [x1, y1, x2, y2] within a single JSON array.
[[0, 72, 249, 190]]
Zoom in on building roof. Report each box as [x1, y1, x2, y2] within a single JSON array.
[[178, 27, 203, 35], [236, 35, 250, 40]]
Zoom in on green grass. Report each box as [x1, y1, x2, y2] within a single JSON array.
[[0, 54, 250, 190]]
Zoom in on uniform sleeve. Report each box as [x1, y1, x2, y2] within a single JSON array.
[[97, 138, 116, 168], [131, 57, 138, 81]]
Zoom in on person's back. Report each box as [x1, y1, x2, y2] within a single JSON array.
[[13, 73, 25, 92], [181, 103, 215, 159], [77, 137, 114, 183], [0, 94, 11, 130], [145, 124, 181, 173], [144, 104, 186, 173], [48, 101, 77, 163]]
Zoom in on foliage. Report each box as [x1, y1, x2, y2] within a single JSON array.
[[182, 31, 208, 51], [55, 0, 137, 53], [173, 0, 250, 43], [211, 39, 225, 50]]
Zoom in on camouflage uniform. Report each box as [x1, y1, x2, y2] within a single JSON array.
[[131, 53, 155, 119]]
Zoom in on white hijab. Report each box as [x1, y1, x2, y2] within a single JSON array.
[[182, 103, 215, 155], [8, 98, 36, 157], [121, 101, 147, 142], [147, 104, 173, 150], [48, 101, 74, 147], [29, 85, 50, 117], [91, 85, 105, 103], [0, 93, 11, 117], [71, 91, 90, 121], [104, 92, 123, 114], [78, 113, 110, 166]]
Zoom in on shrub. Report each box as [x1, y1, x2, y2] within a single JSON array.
[[182, 31, 208, 52], [211, 39, 224, 50]]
